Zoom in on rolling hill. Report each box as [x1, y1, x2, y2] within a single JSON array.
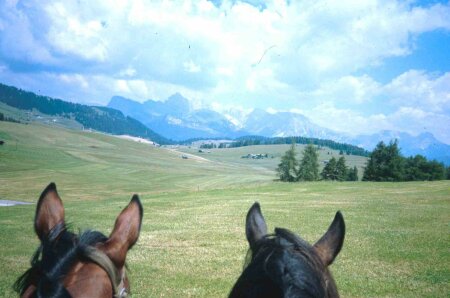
[[0, 120, 448, 297], [0, 83, 172, 145]]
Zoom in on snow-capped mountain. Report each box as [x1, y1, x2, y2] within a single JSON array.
[[108, 94, 247, 140], [243, 109, 340, 140], [108, 93, 450, 164]]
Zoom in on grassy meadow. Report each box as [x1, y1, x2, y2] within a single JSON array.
[[178, 143, 368, 179], [0, 121, 449, 297]]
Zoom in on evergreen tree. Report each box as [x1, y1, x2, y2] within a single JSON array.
[[363, 140, 404, 181], [347, 166, 359, 181], [298, 144, 319, 181], [336, 156, 348, 181], [404, 155, 429, 181], [321, 157, 337, 180], [277, 143, 298, 182], [427, 160, 446, 180]]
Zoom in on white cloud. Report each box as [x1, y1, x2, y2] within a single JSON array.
[[384, 70, 450, 113], [183, 60, 201, 73], [308, 102, 392, 136], [299, 74, 382, 105], [59, 74, 89, 89], [2, 0, 449, 93], [119, 67, 136, 77], [0, 0, 449, 142]]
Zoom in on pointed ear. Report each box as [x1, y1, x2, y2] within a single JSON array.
[[101, 195, 143, 268], [246, 202, 268, 248], [35, 183, 65, 240], [314, 211, 345, 266]]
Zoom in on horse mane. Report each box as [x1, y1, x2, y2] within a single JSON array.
[[238, 228, 327, 298], [14, 223, 109, 296]]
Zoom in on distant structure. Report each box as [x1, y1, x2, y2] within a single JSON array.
[[241, 153, 270, 159]]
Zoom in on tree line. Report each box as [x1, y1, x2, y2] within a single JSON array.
[[277, 143, 358, 182], [277, 140, 449, 182], [228, 136, 369, 157], [362, 140, 448, 181], [0, 112, 21, 124]]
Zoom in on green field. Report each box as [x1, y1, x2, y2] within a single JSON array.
[[1, 121, 449, 297], [178, 143, 368, 179]]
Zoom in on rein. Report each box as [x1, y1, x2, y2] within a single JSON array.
[[82, 246, 128, 297]]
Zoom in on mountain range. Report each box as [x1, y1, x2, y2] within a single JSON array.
[[108, 93, 450, 165], [0, 81, 448, 165], [108, 95, 340, 141]]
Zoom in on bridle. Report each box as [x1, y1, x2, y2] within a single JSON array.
[[82, 246, 129, 297]]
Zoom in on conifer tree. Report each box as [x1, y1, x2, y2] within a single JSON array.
[[347, 166, 359, 181], [298, 144, 319, 181], [336, 156, 348, 181], [321, 157, 337, 180], [363, 140, 404, 181], [277, 142, 298, 182]]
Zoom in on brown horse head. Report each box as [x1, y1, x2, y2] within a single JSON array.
[[15, 183, 143, 298], [229, 202, 345, 298]]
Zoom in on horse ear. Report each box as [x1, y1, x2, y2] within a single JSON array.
[[101, 195, 143, 268], [35, 183, 65, 240], [246, 202, 268, 248], [314, 211, 345, 266]]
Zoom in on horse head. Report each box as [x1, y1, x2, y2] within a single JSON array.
[[229, 202, 345, 298], [15, 183, 143, 298]]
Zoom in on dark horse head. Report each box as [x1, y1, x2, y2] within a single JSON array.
[[14, 183, 143, 298], [229, 202, 345, 298]]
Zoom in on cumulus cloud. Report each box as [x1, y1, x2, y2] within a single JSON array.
[[2, 1, 449, 96], [0, 0, 449, 142], [384, 70, 450, 113], [305, 71, 450, 143]]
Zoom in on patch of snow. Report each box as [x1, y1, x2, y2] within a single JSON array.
[[0, 200, 33, 207], [116, 135, 157, 145]]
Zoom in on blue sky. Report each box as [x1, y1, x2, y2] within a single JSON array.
[[0, 0, 449, 143]]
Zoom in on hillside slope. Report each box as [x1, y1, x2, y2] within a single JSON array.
[[0, 83, 172, 144], [0, 121, 273, 201]]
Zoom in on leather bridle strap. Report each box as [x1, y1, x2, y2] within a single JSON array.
[[82, 246, 127, 297]]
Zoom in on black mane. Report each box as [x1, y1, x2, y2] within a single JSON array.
[[14, 223, 108, 297], [231, 228, 327, 298]]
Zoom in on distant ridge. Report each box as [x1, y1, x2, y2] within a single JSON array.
[[182, 135, 369, 157], [0, 83, 173, 145], [108, 94, 450, 164], [108, 94, 248, 140]]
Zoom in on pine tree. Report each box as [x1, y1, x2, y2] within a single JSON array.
[[363, 140, 404, 181], [321, 157, 337, 180], [336, 156, 348, 181], [277, 142, 299, 182], [347, 166, 359, 181], [298, 144, 319, 181]]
